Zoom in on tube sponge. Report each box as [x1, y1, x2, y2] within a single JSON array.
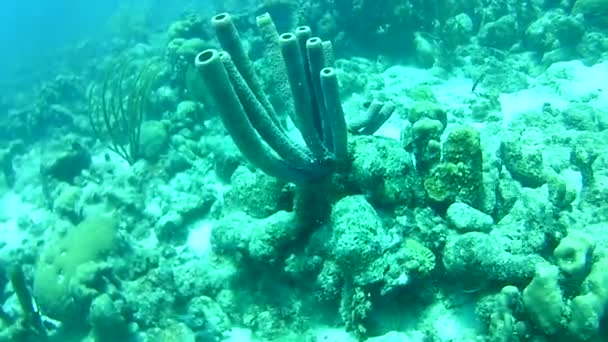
[[196, 12, 348, 184], [194, 50, 317, 182], [319, 67, 348, 165], [279, 32, 325, 158]]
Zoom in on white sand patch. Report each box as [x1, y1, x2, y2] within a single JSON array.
[[382, 67, 433, 94], [367, 331, 424, 342], [187, 219, 213, 256], [138, 230, 159, 250], [424, 298, 480, 342], [432, 306, 471, 341], [0, 192, 48, 257], [374, 60, 608, 131], [431, 76, 475, 113], [374, 121, 402, 140], [544, 60, 608, 103], [312, 327, 357, 342], [562, 168, 583, 203], [91, 147, 132, 172], [222, 326, 357, 342], [381, 65, 474, 106], [0, 193, 27, 250], [501, 60, 608, 125], [224, 328, 253, 342], [499, 85, 567, 124]]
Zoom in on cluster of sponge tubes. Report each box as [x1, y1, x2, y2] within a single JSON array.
[[194, 12, 394, 186]]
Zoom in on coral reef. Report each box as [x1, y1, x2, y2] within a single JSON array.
[[1, 2, 608, 342]]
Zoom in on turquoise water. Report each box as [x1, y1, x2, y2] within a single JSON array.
[[0, 1, 607, 341]]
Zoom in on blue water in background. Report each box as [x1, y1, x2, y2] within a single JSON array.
[[0, 0, 119, 81], [0, 0, 224, 87]]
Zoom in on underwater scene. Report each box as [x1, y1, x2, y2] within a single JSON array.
[[1, 0, 608, 341]]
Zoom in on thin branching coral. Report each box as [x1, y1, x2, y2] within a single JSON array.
[[87, 57, 161, 165]]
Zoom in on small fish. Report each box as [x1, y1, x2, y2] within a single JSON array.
[[471, 74, 486, 94]]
